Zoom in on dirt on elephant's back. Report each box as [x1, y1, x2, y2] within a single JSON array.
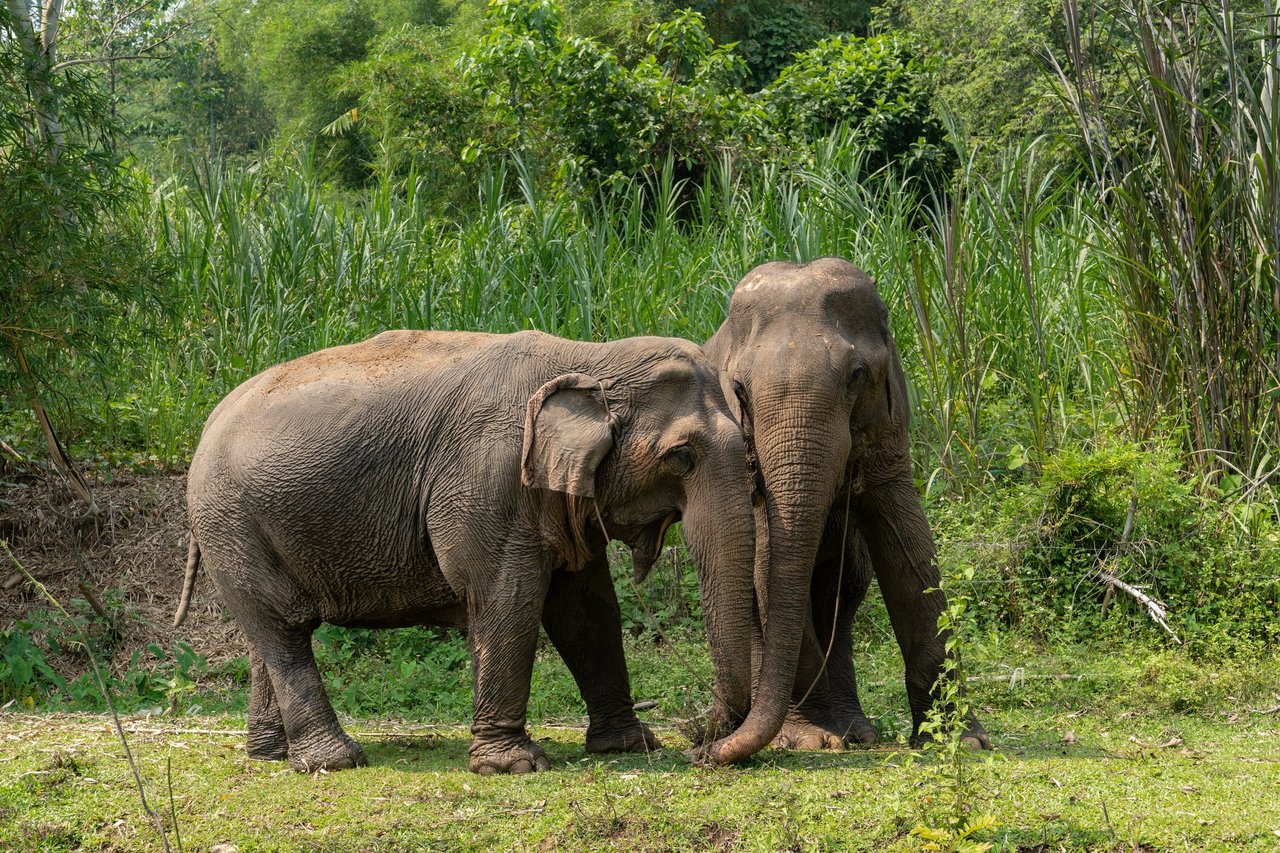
[[0, 468, 246, 676]]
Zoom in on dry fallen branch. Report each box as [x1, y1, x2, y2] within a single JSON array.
[[1094, 495, 1182, 644], [1095, 567, 1182, 644]]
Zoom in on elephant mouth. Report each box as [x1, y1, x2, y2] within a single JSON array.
[[628, 510, 679, 583]]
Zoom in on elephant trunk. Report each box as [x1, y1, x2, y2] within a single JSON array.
[[702, 401, 847, 765], [681, 468, 758, 726]]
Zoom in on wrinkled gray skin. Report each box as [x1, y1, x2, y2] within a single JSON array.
[[701, 258, 990, 760], [174, 329, 766, 775]]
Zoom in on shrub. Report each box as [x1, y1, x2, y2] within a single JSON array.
[[314, 625, 473, 719], [334, 25, 488, 206], [937, 436, 1280, 650], [875, 0, 1067, 154], [463, 0, 946, 190], [0, 627, 63, 706], [751, 33, 950, 179], [1, 4, 160, 451], [737, 4, 827, 90], [465, 1, 746, 185]]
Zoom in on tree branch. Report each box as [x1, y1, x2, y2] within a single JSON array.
[[51, 20, 193, 72], [1093, 494, 1181, 644], [52, 52, 175, 71]]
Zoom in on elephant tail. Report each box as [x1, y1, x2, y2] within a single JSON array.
[[173, 534, 201, 628]]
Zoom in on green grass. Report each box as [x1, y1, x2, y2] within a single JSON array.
[[4, 637, 1280, 851]]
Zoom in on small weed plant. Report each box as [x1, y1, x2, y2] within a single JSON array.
[[910, 567, 998, 852]]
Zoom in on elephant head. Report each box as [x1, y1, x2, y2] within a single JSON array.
[[698, 258, 924, 763], [521, 338, 761, 730]]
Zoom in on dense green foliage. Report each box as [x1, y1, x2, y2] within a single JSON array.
[[461, 0, 945, 187], [0, 5, 157, 405], [876, 0, 1066, 152]]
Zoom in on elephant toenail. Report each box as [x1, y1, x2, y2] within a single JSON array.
[[510, 759, 535, 774]]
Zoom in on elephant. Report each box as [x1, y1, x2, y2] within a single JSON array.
[[701, 257, 990, 756], [173, 328, 784, 774]]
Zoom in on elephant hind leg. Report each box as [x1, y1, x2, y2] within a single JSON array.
[[248, 624, 366, 772], [203, 537, 367, 772], [246, 642, 287, 761]]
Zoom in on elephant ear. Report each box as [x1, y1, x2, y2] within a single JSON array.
[[521, 373, 614, 497]]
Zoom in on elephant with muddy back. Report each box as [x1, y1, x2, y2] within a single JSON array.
[[173, 329, 804, 774], [702, 258, 990, 754]]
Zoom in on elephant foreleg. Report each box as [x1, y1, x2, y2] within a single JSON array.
[[815, 532, 878, 746], [541, 554, 658, 755], [466, 546, 554, 775], [773, 613, 844, 750], [771, 524, 843, 752]]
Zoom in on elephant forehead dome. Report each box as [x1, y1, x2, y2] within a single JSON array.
[[733, 257, 875, 299], [730, 258, 883, 327]]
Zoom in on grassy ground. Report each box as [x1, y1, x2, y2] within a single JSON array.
[[4, 638, 1279, 852]]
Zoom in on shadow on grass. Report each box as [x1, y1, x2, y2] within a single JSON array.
[[357, 733, 696, 774], [345, 726, 1122, 777]]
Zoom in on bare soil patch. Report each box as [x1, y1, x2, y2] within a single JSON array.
[[0, 467, 245, 670]]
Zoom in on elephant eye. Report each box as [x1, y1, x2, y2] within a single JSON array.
[[732, 378, 749, 408], [663, 444, 696, 477], [847, 364, 867, 390]]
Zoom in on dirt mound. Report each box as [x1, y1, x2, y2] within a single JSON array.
[[0, 468, 246, 671]]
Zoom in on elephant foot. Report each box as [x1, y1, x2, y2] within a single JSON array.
[[586, 718, 661, 754], [287, 730, 368, 773], [773, 712, 844, 751], [841, 713, 881, 747], [909, 719, 993, 751], [469, 735, 550, 775], [961, 720, 993, 750]]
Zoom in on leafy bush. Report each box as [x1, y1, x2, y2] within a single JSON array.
[[875, 0, 1066, 154], [736, 4, 827, 90], [334, 25, 488, 207], [0, 626, 63, 706], [1, 610, 209, 712], [688, 0, 873, 88], [314, 625, 473, 719], [0, 5, 160, 433], [465, 1, 747, 185], [751, 33, 950, 178], [609, 543, 703, 639], [461, 0, 946, 191], [934, 436, 1280, 651]]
